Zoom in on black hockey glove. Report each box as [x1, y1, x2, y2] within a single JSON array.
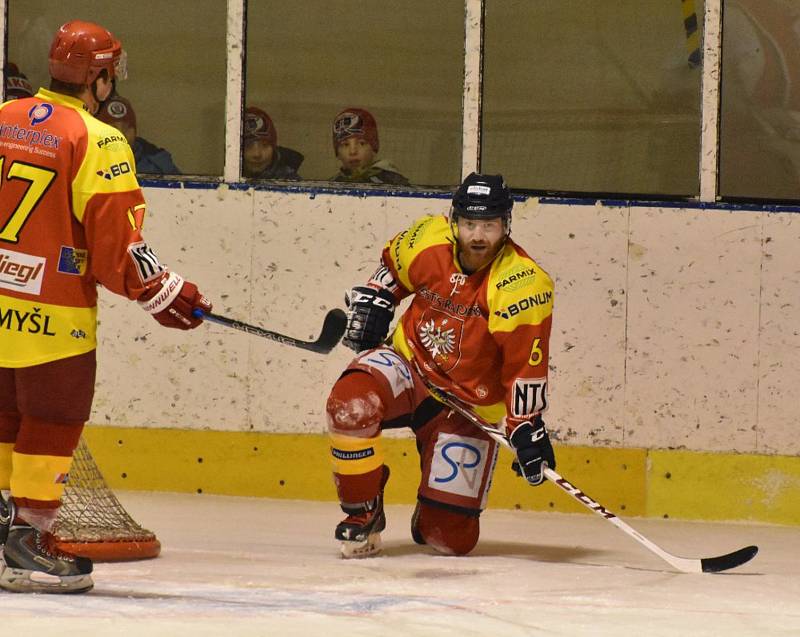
[[509, 417, 555, 486], [342, 286, 396, 352]]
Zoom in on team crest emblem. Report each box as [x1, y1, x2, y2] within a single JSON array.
[[417, 309, 464, 372]]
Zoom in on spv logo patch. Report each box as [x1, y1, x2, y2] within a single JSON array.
[[428, 432, 489, 498], [359, 348, 413, 398]]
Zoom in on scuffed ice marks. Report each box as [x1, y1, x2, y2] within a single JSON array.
[[49, 582, 461, 617]]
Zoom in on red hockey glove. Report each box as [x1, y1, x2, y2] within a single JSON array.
[[137, 271, 212, 330]]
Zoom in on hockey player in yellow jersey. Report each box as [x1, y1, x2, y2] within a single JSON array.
[[327, 173, 556, 558], [0, 21, 212, 593]]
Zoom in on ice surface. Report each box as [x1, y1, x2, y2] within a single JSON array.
[[3, 492, 799, 636]]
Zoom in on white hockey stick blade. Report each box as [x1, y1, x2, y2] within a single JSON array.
[[542, 467, 759, 573]]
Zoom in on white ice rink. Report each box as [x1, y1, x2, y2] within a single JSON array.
[[3, 492, 799, 636]]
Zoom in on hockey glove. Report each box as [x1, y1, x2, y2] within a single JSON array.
[[138, 271, 213, 330], [509, 417, 555, 486], [342, 285, 395, 352]]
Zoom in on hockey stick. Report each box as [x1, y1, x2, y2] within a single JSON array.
[[192, 308, 346, 354], [422, 380, 758, 573]]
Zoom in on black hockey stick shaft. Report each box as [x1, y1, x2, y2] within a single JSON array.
[[423, 380, 758, 573], [193, 308, 346, 354]]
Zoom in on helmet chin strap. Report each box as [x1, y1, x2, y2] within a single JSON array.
[[87, 73, 115, 114], [87, 79, 103, 114]]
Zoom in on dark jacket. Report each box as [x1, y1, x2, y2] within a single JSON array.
[[330, 158, 410, 186], [247, 146, 303, 180], [133, 137, 181, 175]]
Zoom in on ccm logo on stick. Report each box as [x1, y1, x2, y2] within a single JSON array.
[[555, 477, 616, 519]]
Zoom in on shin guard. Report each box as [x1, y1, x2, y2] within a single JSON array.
[[327, 372, 387, 504]]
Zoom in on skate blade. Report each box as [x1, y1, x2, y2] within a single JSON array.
[[340, 532, 383, 559], [0, 565, 94, 594]]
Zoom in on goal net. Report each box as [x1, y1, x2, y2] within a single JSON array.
[[52, 436, 161, 561]]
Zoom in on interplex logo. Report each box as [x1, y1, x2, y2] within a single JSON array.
[[0, 249, 46, 295], [28, 103, 53, 126]]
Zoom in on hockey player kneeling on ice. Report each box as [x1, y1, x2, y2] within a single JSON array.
[[327, 173, 556, 558], [0, 21, 212, 593]]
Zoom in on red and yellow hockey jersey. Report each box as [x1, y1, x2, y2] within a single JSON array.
[[0, 89, 162, 367], [381, 214, 554, 429]]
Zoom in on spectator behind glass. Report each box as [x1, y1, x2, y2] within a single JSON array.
[[4, 62, 34, 100], [242, 106, 302, 179], [97, 95, 181, 175], [330, 107, 410, 185]]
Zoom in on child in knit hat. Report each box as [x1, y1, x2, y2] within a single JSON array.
[[97, 94, 180, 175], [330, 107, 409, 185], [242, 106, 302, 180], [4, 63, 33, 100]]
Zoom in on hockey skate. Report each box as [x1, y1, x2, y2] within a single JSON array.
[[0, 493, 10, 547], [335, 466, 390, 559], [410, 501, 426, 546], [0, 521, 94, 594]]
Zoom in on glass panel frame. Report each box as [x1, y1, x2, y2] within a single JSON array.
[[244, 0, 465, 188], [482, 0, 705, 198], [6, 0, 227, 178], [719, 0, 800, 202]]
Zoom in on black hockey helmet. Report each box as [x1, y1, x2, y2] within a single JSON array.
[[451, 172, 513, 223]]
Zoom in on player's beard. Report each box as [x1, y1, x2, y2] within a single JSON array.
[[458, 239, 502, 273]]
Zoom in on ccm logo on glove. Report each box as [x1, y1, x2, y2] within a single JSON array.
[[509, 418, 556, 486], [342, 285, 395, 352], [349, 289, 394, 309]]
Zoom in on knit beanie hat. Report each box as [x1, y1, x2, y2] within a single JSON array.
[[244, 106, 277, 147], [332, 107, 379, 154], [97, 95, 137, 129], [5, 63, 33, 99]]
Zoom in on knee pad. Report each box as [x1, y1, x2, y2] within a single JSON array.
[[326, 371, 385, 437], [413, 501, 480, 556], [327, 373, 387, 495]]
